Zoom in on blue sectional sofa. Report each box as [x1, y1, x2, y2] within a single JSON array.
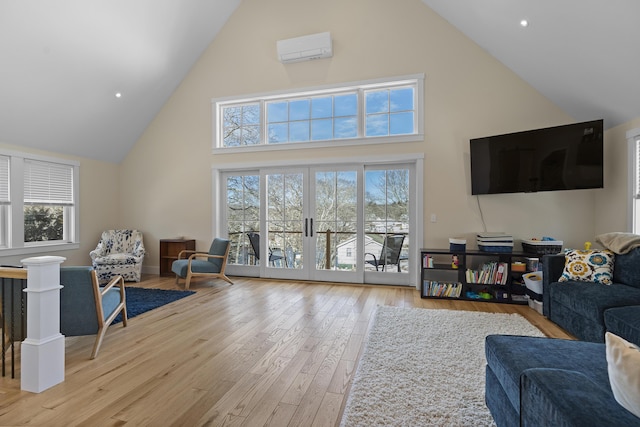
[[542, 247, 640, 343], [485, 242, 640, 426], [485, 335, 640, 426]]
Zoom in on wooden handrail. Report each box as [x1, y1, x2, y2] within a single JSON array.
[[0, 267, 27, 280]]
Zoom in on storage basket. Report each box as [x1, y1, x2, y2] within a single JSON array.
[[523, 272, 543, 295], [478, 243, 513, 253], [526, 295, 543, 315], [521, 239, 563, 255], [449, 238, 466, 252]]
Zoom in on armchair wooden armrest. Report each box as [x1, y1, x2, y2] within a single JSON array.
[[100, 274, 126, 301], [187, 252, 225, 261], [177, 249, 198, 259], [95, 273, 127, 331]]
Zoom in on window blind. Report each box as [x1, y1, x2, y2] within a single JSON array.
[[0, 156, 9, 204], [24, 159, 73, 205]]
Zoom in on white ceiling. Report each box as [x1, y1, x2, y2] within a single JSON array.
[[422, 0, 640, 130], [0, 1, 637, 163], [0, 0, 241, 163]]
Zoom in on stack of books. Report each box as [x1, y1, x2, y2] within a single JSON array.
[[466, 261, 509, 284], [423, 281, 463, 298], [477, 232, 514, 253]]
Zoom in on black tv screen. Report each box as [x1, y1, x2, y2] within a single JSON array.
[[470, 119, 604, 195]]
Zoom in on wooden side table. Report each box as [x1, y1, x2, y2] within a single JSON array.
[[159, 239, 195, 276]]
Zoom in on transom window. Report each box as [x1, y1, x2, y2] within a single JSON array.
[[213, 74, 424, 152], [266, 92, 358, 143]]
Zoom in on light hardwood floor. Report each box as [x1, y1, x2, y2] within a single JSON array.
[[0, 275, 573, 426]]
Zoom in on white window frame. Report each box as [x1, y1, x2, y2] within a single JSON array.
[[0, 149, 80, 257], [628, 128, 640, 233], [211, 152, 424, 288], [212, 74, 424, 154]]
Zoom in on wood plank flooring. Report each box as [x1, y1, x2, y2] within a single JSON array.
[[0, 275, 573, 426]]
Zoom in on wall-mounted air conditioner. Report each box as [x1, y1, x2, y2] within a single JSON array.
[[277, 32, 333, 64]]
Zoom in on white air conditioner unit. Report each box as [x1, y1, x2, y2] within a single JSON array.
[[277, 32, 333, 64]]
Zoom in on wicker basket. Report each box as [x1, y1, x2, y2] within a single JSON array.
[[521, 239, 563, 255]]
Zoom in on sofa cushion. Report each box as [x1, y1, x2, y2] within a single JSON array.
[[92, 253, 141, 265], [549, 303, 606, 342], [605, 306, 640, 347], [484, 335, 607, 416], [606, 332, 640, 419], [548, 281, 640, 321], [614, 247, 640, 290], [520, 368, 640, 426], [558, 249, 614, 284], [486, 366, 518, 427]]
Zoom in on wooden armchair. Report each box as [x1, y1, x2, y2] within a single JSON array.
[[171, 238, 233, 289], [60, 266, 127, 359]]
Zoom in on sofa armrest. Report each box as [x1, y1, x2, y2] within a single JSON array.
[[89, 239, 107, 261], [542, 254, 565, 317], [132, 239, 146, 258], [520, 368, 640, 426]]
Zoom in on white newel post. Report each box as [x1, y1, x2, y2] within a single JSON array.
[[20, 255, 66, 393]]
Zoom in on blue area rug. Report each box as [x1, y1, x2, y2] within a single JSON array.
[[113, 287, 195, 324]]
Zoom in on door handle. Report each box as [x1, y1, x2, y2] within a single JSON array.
[[305, 218, 308, 237], [310, 218, 313, 237]]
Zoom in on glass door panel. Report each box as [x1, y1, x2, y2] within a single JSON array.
[[364, 167, 411, 285], [265, 171, 305, 278], [225, 173, 260, 267], [314, 171, 358, 271]]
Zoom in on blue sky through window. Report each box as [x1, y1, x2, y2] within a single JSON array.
[[267, 93, 358, 143], [365, 87, 414, 137], [219, 77, 420, 148]]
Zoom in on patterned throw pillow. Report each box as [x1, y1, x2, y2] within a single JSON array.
[[558, 249, 615, 284]]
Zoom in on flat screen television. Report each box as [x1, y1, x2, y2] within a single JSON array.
[[470, 119, 604, 195]]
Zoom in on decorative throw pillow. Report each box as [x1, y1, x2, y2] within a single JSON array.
[[606, 332, 640, 418], [558, 249, 614, 284]]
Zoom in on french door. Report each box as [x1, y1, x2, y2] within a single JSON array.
[[222, 162, 414, 286]]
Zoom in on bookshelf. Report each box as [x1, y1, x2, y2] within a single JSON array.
[[420, 248, 538, 304], [159, 238, 195, 276]]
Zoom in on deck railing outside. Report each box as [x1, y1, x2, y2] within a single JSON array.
[[227, 230, 409, 271]]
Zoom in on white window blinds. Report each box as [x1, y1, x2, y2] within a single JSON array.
[[0, 156, 9, 204], [24, 159, 74, 205]]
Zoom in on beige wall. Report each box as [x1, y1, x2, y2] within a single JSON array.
[[121, 0, 612, 272], [595, 117, 640, 236], [0, 142, 120, 267]]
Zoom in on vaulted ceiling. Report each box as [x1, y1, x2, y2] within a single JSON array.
[[0, 0, 241, 163], [0, 1, 636, 163]]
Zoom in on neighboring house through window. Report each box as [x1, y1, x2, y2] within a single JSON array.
[[213, 75, 424, 287]]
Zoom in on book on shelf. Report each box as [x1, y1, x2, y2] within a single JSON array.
[[465, 261, 508, 284], [423, 255, 434, 268], [423, 281, 463, 298]]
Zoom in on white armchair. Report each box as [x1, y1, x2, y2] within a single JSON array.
[[90, 229, 146, 284]]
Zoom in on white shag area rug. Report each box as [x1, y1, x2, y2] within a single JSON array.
[[340, 306, 545, 427]]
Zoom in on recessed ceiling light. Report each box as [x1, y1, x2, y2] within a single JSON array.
[[520, 19, 529, 28], [115, 92, 122, 98]]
